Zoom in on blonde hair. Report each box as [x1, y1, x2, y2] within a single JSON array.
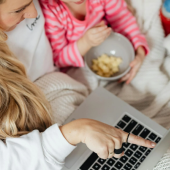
[[0, 29, 53, 139]]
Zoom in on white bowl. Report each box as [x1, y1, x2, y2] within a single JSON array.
[[84, 32, 135, 81]]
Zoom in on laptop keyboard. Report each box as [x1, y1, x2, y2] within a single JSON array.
[[78, 114, 161, 170]]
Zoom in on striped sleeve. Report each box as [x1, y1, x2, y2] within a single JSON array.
[[104, 0, 149, 55], [40, 2, 84, 68]]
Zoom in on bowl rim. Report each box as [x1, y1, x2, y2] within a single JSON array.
[[84, 32, 135, 81]]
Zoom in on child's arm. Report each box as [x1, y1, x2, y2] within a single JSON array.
[[77, 21, 111, 56], [40, 2, 84, 68], [104, 0, 149, 55], [104, 0, 149, 83], [119, 45, 145, 84]]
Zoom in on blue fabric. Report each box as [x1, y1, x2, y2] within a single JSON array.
[[164, 0, 170, 13]]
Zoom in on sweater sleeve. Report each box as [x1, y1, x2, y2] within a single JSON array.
[[40, 2, 84, 68], [0, 124, 76, 170], [104, 0, 149, 54]]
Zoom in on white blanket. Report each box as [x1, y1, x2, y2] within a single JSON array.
[[35, 0, 170, 169], [35, 72, 88, 126]]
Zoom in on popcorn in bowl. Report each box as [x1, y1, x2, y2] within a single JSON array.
[[91, 54, 122, 77]]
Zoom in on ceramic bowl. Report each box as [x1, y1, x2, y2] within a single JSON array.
[[84, 32, 135, 81]]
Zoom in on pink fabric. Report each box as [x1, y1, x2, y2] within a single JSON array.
[[40, 0, 149, 68]]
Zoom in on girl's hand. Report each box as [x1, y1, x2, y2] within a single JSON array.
[[77, 21, 112, 56], [60, 119, 156, 159], [82, 21, 112, 47], [119, 46, 146, 84]]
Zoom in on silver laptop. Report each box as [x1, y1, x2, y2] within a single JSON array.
[[62, 87, 170, 170]]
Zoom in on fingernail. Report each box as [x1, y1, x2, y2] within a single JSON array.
[[151, 143, 156, 147]]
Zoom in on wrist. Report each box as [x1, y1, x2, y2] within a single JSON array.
[[59, 119, 84, 146], [81, 36, 92, 49], [77, 36, 92, 57], [136, 46, 145, 58]]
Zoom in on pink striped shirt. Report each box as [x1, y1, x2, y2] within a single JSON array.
[[40, 0, 149, 68]]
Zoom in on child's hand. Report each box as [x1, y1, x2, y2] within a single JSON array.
[[119, 46, 146, 84], [77, 21, 112, 56], [83, 21, 112, 47]]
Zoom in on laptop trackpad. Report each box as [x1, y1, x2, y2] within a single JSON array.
[[65, 143, 87, 169]]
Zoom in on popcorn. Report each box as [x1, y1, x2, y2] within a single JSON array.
[[91, 54, 122, 77]]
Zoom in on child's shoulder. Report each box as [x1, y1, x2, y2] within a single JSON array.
[[40, 0, 67, 23]]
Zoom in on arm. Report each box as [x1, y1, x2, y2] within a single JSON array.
[[0, 124, 75, 170], [104, 0, 149, 55], [40, 2, 84, 68], [0, 119, 156, 170], [60, 119, 156, 159]]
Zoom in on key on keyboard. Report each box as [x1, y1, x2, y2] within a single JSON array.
[[92, 163, 101, 170], [101, 164, 110, 170], [149, 133, 157, 141], [140, 156, 146, 163], [134, 151, 142, 159], [120, 156, 128, 163], [117, 121, 126, 129], [132, 124, 144, 135], [155, 137, 161, 143], [97, 158, 106, 165], [130, 144, 138, 151], [129, 157, 137, 164], [124, 120, 137, 133], [145, 149, 151, 156], [124, 163, 132, 170], [140, 128, 150, 139], [125, 149, 133, 157], [122, 115, 131, 123], [114, 161, 123, 169], [139, 146, 147, 152], [80, 152, 98, 170], [107, 159, 115, 166]]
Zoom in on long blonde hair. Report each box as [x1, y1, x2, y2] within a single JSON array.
[[0, 28, 53, 139]]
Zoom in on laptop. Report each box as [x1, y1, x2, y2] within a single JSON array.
[[62, 87, 170, 170]]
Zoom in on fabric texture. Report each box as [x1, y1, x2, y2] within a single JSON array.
[[35, 72, 88, 126], [40, 0, 149, 68]]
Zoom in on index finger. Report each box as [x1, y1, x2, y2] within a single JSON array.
[[122, 132, 156, 148], [126, 69, 136, 84]]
